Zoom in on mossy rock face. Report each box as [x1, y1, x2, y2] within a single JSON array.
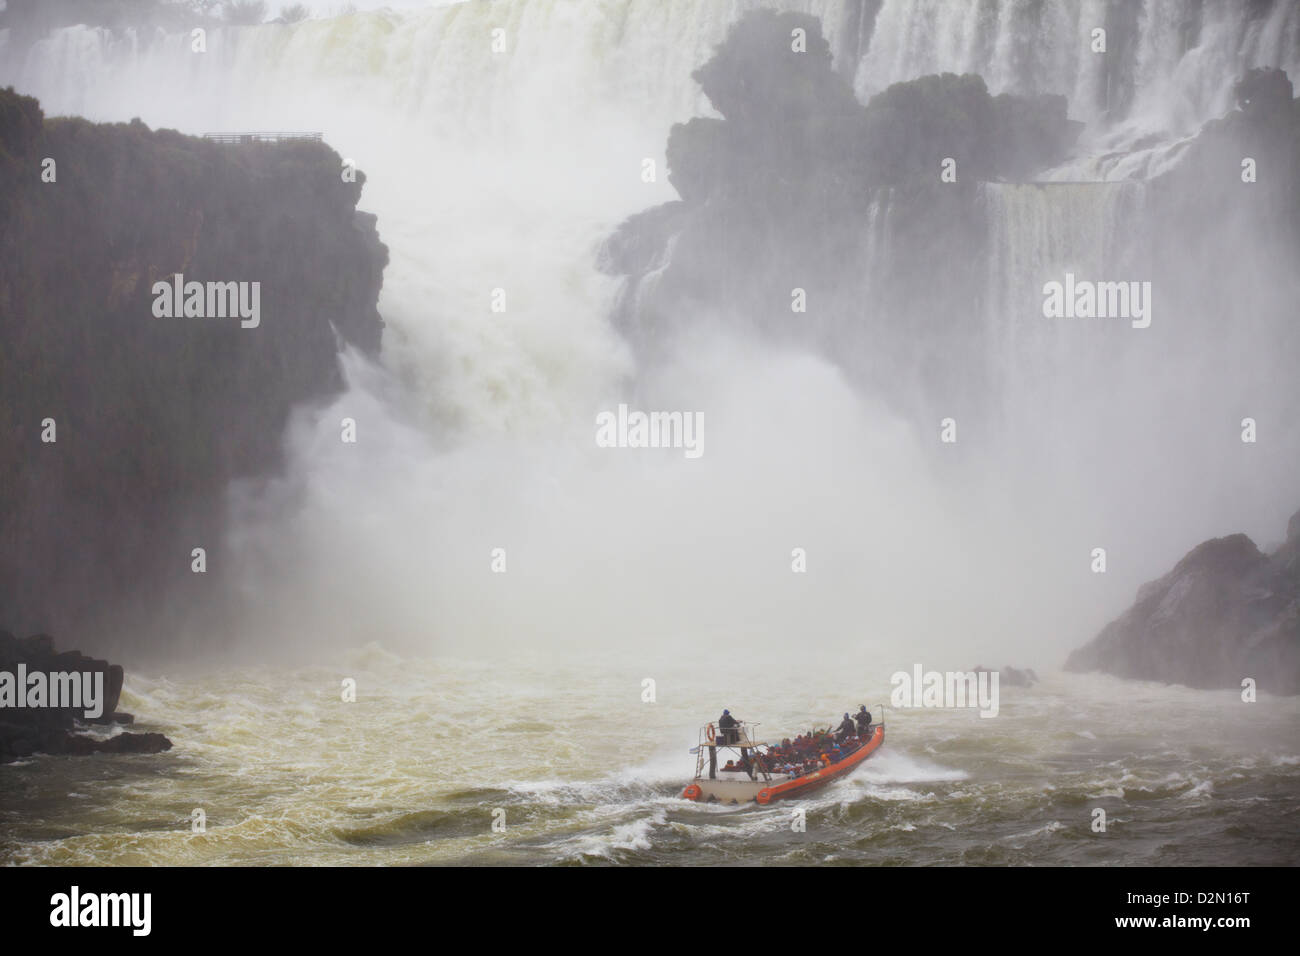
[[0, 87, 388, 648]]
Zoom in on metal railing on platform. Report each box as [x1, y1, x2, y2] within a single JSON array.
[[700, 721, 759, 748]]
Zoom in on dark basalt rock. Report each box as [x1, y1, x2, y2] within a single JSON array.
[[1065, 509, 1300, 694], [972, 665, 1039, 688], [598, 9, 1077, 414], [0, 629, 172, 763], [0, 87, 389, 651]]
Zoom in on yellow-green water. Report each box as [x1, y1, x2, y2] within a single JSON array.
[[4, 645, 1297, 866]]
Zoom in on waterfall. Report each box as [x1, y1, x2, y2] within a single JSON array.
[[8, 1, 1297, 146], [973, 179, 1169, 527], [3, 1, 1296, 654], [853, 0, 1299, 141], [983, 181, 1148, 398]]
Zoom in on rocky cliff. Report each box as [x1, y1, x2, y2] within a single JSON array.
[[599, 9, 1078, 417], [1066, 510, 1300, 694], [0, 88, 387, 651]]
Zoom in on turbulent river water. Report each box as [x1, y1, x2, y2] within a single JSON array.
[[3, 649, 1297, 865], [2, 0, 1298, 866]]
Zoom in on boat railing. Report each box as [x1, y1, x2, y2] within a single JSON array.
[[699, 721, 760, 748]]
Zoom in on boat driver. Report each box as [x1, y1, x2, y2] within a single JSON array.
[[718, 709, 741, 745]]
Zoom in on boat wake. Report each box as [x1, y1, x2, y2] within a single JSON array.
[[489, 746, 970, 863]]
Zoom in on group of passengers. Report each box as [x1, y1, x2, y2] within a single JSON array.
[[761, 706, 873, 778], [717, 706, 873, 779]]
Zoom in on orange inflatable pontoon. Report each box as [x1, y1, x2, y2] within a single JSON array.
[[680, 710, 885, 806]]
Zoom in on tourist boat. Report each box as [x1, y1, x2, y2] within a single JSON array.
[[680, 709, 885, 806]]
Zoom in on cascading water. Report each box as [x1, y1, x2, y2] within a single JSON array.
[[2, 0, 1298, 869], [853, 0, 1300, 147], [2, 0, 1295, 658], [982, 181, 1149, 409]]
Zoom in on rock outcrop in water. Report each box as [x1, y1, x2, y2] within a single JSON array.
[[0, 87, 388, 650], [972, 665, 1038, 688], [1065, 510, 1300, 695], [0, 630, 172, 762]]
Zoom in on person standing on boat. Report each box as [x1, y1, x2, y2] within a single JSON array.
[[855, 706, 872, 736], [837, 713, 856, 743], [718, 709, 741, 745]]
